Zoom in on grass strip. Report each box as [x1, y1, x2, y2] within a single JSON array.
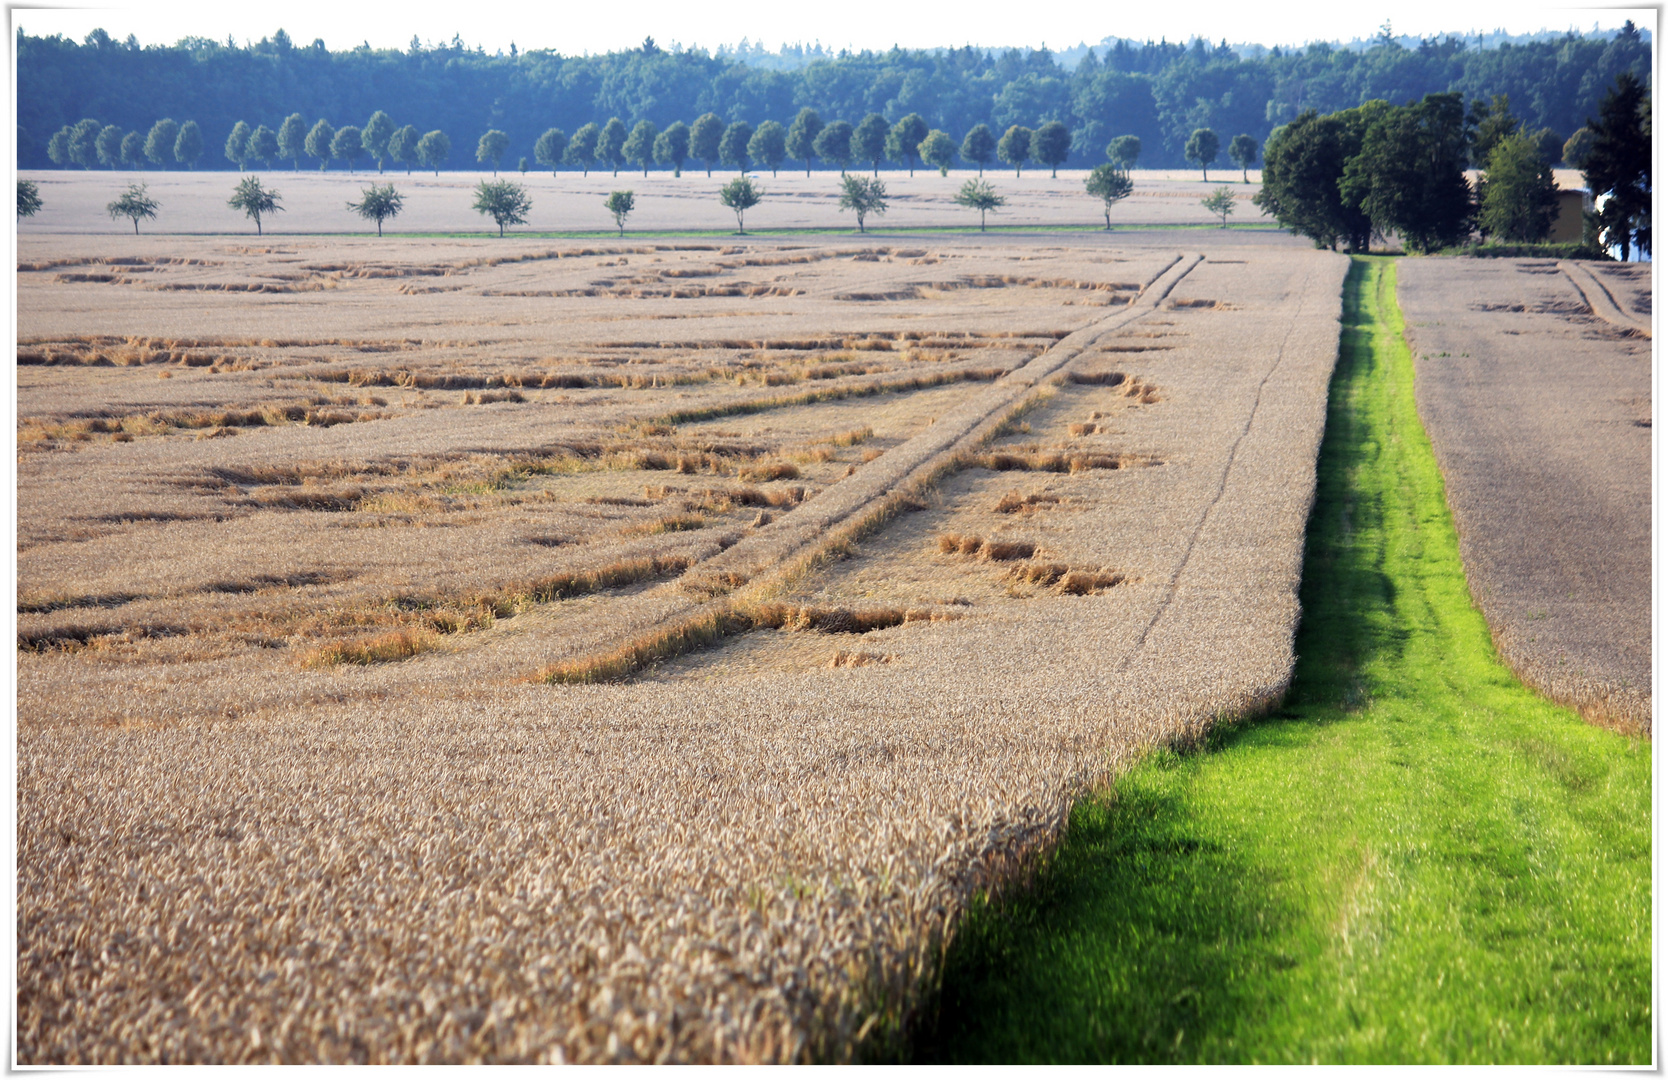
[[911, 255, 1651, 1065]]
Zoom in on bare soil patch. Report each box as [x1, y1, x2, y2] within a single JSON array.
[[16, 228, 1345, 1063], [1399, 258, 1651, 733]]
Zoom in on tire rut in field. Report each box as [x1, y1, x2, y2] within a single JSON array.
[[525, 253, 1205, 683], [1558, 260, 1651, 338]]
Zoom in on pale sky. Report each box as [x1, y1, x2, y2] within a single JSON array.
[[7, 0, 1653, 55]]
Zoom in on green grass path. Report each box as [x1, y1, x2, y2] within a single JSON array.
[[912, 256, 1651, 1064]]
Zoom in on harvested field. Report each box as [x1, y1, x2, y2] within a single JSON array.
[[1398, 258, 1651, 734], [16, 222, 1346, 1063]]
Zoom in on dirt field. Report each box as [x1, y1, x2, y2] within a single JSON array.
[[17, 167, 1272, 236], [1398, 259, 1651, 734], [16, 195, 1346, 1064]]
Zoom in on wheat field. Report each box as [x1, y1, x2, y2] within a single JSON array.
[[17, 211, 1348, 1062]]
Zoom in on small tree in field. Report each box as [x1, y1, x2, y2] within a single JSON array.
[[534, 127, 567, 174], [477, 129, 510, 175], [1085, 164, 1132, 229], [837, 174, 887, 232], [960, 123, 996, 175], [1106, 134, 1141, 171], [107, 182, 159, 233], [954, 178, 1004, 230], [719, 176, 762, 233], [305, 119, 335, 170], [473, 178, 531, 236], [332, 125, 366, 172], [18, 179, 43, 219], [1201, 186, 1236, 227], [518, 157, 529, 174], [1186, 128, 1220, 181], [416, 130, 451, 175], [346, 183, 403, 236], [604, 190, 635, 236], [228, 176, 283, 235], [1228, 134, 1259, 182], [997, 125, 1032, 176], [1032, 120, 1071, 178], [814, 120, 855, 174], [919, 130, 956, 175]]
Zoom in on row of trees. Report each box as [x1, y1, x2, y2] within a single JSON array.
[[19, 25, 1649, 171], [16, 166, 1156, 235], [1256, 73, 1649, 255], [45, 117, 206, 169]]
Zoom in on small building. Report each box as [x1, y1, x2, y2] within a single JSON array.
[[1548, 187, 1591, 244]]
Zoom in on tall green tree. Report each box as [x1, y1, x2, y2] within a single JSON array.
[[837, 174, 886, 232], [120, 130, 145, 168], [362, 110, 395, 173], [960, 123, 995, 175], [1562, 127, 1597, 169], [277, 113, 307, 169], [565, 123, 600, 175], [1032, 120, 1070, 177], [472, 178, 531, 236], [719, 120, 754, 173], [1184, 127, 1219, 180], [1254, 106, 1375, 252], [595, 118, 627, 175], [954, 178, 1004, 230], [1478, 133, 1559, 242], [814, 120, 855, 174], [919, 129, 956, 175], [476, 128, 509, 175], [415, 129, 450, 175], [332, 125, 366, 172], [853, 113, 889, 176], [225, 120, 251, 170], [653, 121, 690, 175], [1339, 93, 1474, 254], [95, 124, 123, 168], [68, 118, 101, 168], [1085, 162, 1132, 228], [173, 120, 202, 170], [305, 118, 335, 170], [388, 124, 419, 173], [227, 175, 282, 234], [604, 189, 634, 235], [1106, 135, 1141, 170], [346, 182, 403, 236], [997, 125, 1031, 175], [786, 108, 823, 175], [106, 182, 159, 233], [1582, 72, 1651, 259], [885, 112, 929, 175], [143, 118, 179, 169], [1227, 133, 1258, 182], [718, 175, 762, 232], [747, 120, 787, 176], [1468, 94, 1518, 167], [534, 127, 567, 174], [690, 113, 724, 176], [245, 124, 278, 169], [623, 120, 658, 176]]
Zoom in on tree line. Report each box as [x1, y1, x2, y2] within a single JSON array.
[[17, 24, 1649, 172], [1256, 73, 1650, 257]]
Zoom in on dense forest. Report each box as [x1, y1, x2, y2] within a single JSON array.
[[16, 23, 1651, 171]]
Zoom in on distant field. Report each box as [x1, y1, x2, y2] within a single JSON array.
[[15, 223, 1345, 1062], [17, 167, 1274, 236]]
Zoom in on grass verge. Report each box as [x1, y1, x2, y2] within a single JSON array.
[[911, 255, 1651, 1064]]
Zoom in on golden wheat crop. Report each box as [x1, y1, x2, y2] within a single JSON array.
[[17, 219, 1348, 1062]]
